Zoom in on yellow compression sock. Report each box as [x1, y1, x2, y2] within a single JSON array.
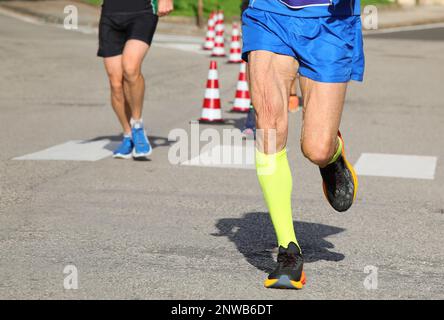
[[256, 148, 300, 250], [328, 137, 343, 165]]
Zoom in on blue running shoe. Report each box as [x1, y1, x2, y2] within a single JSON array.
[[113, 136, 134, 159], [131, 121, 152, 159]]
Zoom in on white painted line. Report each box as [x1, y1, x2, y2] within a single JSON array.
[[13, 139, 118, 161], [181, 144, 256, 170], [155, 43, 208, 55], [363, 22, 444, 36], [354, 153, 437, 180], [0, 7, 44, 25], [154, 34, 203, 44]]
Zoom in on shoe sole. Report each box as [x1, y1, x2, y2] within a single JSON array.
[[113, 153, 133, 160], [322, 132, 358, 211], [264, 271, 306, 290], [132, 149, 152, 159]]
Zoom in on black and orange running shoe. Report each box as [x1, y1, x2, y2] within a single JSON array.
[[264, 242, 306, 290], [320, 131, 358, 212]]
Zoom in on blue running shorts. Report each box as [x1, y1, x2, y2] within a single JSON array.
[[242, 7, 365, 83]]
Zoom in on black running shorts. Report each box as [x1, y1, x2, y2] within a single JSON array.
[[97, 11, 158, 58]]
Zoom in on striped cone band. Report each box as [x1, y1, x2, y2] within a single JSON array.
[[217, 11, 225, 32], [204, 88, 220, 99], [211, 31, 226, 57], [228, 23, 242, 63], [203, 12, 216, 50], [231, 62, 251, 112], [211, 10, 226, 57]]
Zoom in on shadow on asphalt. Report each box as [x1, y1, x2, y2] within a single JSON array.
[[212, 212, 345, 273], [196, 117, 247, 131], [84, 135, 174, 151]]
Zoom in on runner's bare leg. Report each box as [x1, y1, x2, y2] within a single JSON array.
[[299, 76, 347, 168], [122, 39, 150, 121], [104, 55, 132, 134]]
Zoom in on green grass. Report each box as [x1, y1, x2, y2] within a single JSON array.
[[171, 0, 241, 19], [83, 0, 394, 19], [83, 0, 101, 5], [361, 0, 393, 6], [82, 0, 241, 18]]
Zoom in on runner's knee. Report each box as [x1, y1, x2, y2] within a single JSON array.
[[122, 63, 141, 83], [109, 78, 123, 94], [301, 136, 336, 166]]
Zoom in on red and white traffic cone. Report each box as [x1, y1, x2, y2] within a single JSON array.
[[217, 10, 225, 33], [230, 62, 251, 113], [228, 22, 242, 63], [211, 11, 226, 57], [203, 11, 216, 50], [199, 61, 224, 123]]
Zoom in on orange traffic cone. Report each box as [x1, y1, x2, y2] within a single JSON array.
[[288, 75, 301, 113], [203, 11, 216, 50], [211, 11, 226, 57], [199, 61, 224, 123], [228, 23, 242, 63], [230, 62, 251, 113]]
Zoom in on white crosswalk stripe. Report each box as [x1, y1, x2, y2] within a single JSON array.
[[13, 140, 439, 181], [354, 153, 438, 180], [13, 139, 118, 162]]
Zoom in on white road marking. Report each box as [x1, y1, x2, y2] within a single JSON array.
[[13, 139, 118, 161], [181, 144, 256, 170], [154, 34, 203, 44], [0, 6, 44, 25], [354, 153, 437, 180], [363, 22, 444, 35], [155, 43, 207, 55]]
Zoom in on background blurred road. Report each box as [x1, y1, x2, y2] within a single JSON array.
[[0, 10, 443, 299]]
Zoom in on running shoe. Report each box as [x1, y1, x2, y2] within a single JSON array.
[[320, 132, 358, 212], [113, 136, 134, 159], [131, 122, 152, 159], [242, 127, 255, 139], [264, 242, 306, 290]]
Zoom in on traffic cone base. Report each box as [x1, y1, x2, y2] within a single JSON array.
[[199, 118, 225, 124], [230, 107, 250, 113], [199, 108, 225, 123]]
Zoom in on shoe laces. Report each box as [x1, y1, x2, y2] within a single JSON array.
[[132, 128, 145, 144], [117, 136, 129, 147]]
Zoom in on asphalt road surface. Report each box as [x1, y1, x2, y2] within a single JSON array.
[[365, 25, 444, 41], [0, 13, 443, 299]]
